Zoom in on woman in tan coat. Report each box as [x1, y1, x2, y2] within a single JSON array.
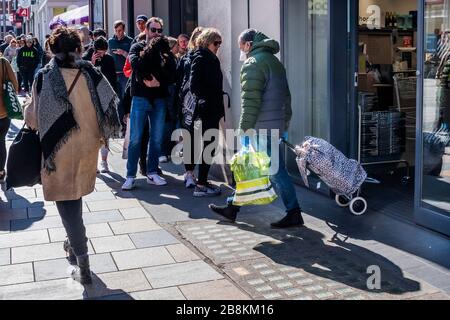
[[24, 27, 120, 285], [0, 56, 19, 183]]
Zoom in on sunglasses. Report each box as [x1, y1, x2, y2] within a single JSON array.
[[150, 28, 163, 34], [214, 40, 222, 47]]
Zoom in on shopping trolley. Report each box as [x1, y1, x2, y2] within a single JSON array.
[[281, 138, 369, 216]]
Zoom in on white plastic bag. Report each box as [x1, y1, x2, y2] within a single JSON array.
[[122, 118, 130, 160]]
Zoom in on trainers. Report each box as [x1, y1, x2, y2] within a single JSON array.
[[193, 183, 221, 197], [147, 174, 167, 186], [184, 173, 197, 189], [159, 156, 169, 163], [100, 161, 109, 173], [122, 178, 136, 191]]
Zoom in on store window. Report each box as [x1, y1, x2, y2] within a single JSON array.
[[283, 0, 330, 182], [169, 0, 198, 35], [421, 0, 450, 213]]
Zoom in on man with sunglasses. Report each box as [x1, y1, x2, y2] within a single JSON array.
[[122, 17, 176, 191]]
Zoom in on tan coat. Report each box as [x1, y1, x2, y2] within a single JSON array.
[[24, 68, 103, 202], [0, 57, 19, 119]]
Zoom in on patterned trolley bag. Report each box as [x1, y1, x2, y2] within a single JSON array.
[[230, 149, 277, 206], [295, 136, 367, 198]]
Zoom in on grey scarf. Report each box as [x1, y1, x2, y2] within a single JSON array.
[[37, 56, 121, 173]]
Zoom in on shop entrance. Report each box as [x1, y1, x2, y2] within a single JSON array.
[[355, 0, 418, 221]]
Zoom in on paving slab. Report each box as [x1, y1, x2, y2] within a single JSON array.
[[0, 278, 85, 300], [86, 199, 141, 212], [34, 254, 118, 282], [12, 242, 95, 264], [179, 279, 250, 300], [48, 223, 114, 242], [0, 249, 10, 266], [85, 269, 151, 298], [83, 191, 117, 202], [90, 235, 135, 253], [0, 263, 34, 286], [142, 261, 223, 289], [130, 287, 186, 300], [82, 210, 124, 225], [119, 207, 151, 220], [109, 218, 161, 235], [11, 216, 64, 232], [165, 244, 201, 263], [129, 230, 179, 248], [0, 229, 49, 249], [111, 247, 175, 270], [0, 209, 28, 221]]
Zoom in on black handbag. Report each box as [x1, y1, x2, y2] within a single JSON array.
[[5, 126, 42, 190]]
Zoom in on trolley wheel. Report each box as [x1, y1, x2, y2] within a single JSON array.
[[335, 194, 351, 207], [349, 197, 368, 216], [401, 176, 411, 186]]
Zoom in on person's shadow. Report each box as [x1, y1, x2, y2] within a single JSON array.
[[97, 155, 420, 297], [249, 226, 421, 296]]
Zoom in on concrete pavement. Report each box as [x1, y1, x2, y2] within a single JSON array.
[[1, 120, 450, 300]]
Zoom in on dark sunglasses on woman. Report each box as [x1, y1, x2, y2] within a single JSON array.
[[214, 40, 222, 47]]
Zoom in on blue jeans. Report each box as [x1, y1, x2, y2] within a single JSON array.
[[126, 97, 167, 178], [228, 135, 300, 212]]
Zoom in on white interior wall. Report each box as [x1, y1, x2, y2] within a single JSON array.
[[359, 0, 417, 18]]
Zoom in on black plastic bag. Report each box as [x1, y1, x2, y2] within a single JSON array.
[[6, 126, 42, 190]]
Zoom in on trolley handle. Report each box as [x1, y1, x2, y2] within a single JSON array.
[[280, 138, 297, 152]]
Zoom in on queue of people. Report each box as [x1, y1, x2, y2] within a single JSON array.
[[0, 16, 305, 286]]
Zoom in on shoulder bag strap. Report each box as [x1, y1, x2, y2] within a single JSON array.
[[68, 70, 82, 96]]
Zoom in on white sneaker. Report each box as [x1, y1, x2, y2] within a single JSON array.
[[184, 173, 197, 189], [147, 174, 167, 186], [159, 156, 169, 163], [100, 161, 109, 173], [122, 178, 136, 191]]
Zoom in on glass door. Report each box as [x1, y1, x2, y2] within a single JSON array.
[[416, 0, 450, 236]]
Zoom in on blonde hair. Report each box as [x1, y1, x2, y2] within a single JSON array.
[[188, 26, 204, 50], [196, 28, 222, 49], [167, 37, 178, 50]]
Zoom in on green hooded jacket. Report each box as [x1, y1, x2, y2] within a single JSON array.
[[239, 32, 292, 133]]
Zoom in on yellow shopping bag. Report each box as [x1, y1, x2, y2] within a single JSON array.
[[230, 150, 277, 206]]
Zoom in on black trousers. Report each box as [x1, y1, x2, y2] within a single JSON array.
[[56, 199, 88, 257], [0, 118, 11, 172], [184, 117, 220, 185], [20, 70, 34, 93]]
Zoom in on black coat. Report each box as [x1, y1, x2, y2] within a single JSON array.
[[82, 51, 118, 94], [190, 47, 225, 121], [17, 46, 40, 73], [129, 40, 177, 102]]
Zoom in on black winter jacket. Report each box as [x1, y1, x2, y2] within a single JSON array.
[[189, 47, 225, 121], [82, 53, 118, 94], [129, 41, 177, 102], [17, 46, 40, 72]]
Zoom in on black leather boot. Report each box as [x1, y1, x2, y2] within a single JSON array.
[[71, 254, 93, 285], [271, 208, 305, 229], [209, 204, 240, 222], [63, 239, 77, 265]]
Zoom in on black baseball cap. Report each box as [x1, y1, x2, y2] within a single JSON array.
[[136, 15, 148, 23]]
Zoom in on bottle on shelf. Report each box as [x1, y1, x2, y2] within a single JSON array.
[[393, 12, 398, 28]]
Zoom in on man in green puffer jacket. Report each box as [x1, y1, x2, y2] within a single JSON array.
[[210, 29, 305, 229]]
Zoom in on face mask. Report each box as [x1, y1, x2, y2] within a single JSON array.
[[240, 50, 248, 62]]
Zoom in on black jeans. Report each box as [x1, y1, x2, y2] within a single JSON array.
[[20, 70, 34, 93], [184, 117, 220, 185], [0, 118, 11, 172], [56, 199, 88, 257]]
